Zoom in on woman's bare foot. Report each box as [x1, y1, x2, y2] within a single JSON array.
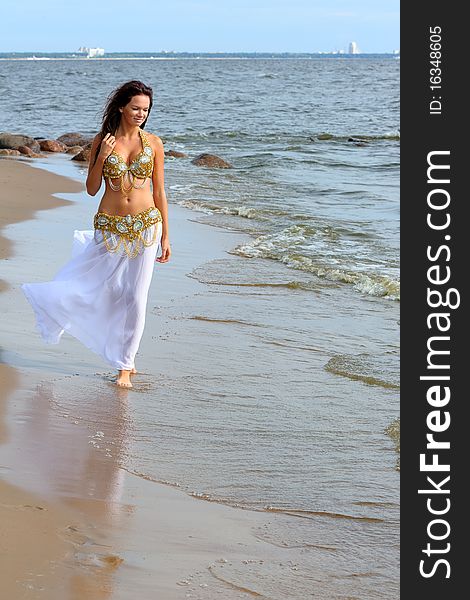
[[130, 367, 137, 375], [117, 370, 132, 388]]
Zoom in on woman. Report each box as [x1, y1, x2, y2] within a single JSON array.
[[22, 80, 171, 388]]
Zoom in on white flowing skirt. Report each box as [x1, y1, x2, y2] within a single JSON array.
[[22, 222, 162, 371]]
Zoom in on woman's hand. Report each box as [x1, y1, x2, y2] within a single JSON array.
[[98, 133, 116, 160], [156, 238, 171, 263]]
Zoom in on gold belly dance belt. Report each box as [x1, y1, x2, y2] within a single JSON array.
[[93, 206, 162, 259]]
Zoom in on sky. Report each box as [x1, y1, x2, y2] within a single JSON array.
[[0, 0, 399, 54]]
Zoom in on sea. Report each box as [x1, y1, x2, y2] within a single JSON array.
[[0, 56, 399, 599]]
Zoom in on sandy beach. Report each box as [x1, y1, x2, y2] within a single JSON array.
[[1, 49, 399, 600], [0, 159, 97, 597], [1, 157, 316, 599]]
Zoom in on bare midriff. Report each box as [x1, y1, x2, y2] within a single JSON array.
[[97, 180, 155, 217], [98, 128, 156, 216]]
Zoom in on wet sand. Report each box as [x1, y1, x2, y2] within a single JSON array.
[[0, 159, 99, 598], [0, 158, 300, 599]]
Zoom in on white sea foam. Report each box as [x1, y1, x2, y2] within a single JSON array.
[[232, 228, 400, 300]]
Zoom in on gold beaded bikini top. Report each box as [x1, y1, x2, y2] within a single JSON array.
[[103, 129, 154, 192]]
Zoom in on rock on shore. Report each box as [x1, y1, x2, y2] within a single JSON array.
[[39, 140, 67, 152], [65, 146, 84, 154], [165, 150, 187, 158], [0, 148, 21, 156], [0, 133, 40, 152], [71, 147, 92, 162], [17, 145, 36, 156], [191, 153, 232, 168], [57, 132, 95, 147], [1, 131, 233, 169]]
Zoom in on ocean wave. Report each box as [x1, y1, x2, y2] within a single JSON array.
[[187, 271, 330, 293], [325, 354, 399, 389], [168, 130, 400, 144], [298, 158, 399, 170], [177, 198, 288, 220], [231, 228, 400, 300], [176, 199, 215, 214], [171, 129, 251, 142], [263, 506, 384, 523], [313, 132, 400, 142]]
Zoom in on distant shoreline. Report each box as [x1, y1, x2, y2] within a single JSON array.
[[0, 52, 398, 61]]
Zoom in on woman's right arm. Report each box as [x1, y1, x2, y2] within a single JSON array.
[[86, 133, 116, 196]]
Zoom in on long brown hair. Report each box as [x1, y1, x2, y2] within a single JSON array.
[[93, 80, 153, 166]]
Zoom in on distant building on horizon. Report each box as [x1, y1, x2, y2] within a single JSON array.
[[348, 41, 359, 54], [78, 46, 105, 58]]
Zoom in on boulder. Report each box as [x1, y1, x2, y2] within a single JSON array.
[[39, 139, 67, 152], [348, 137, 368, 144], [0, 148, 21, 156], [0, 132, 40, 152], [66, 145, 83, 154], [165, 150, 187, 158], [191, 153, 232, 168], [71, 147, 91, 162], [57, 132, 95, 147], [17, 145, 35, 156]]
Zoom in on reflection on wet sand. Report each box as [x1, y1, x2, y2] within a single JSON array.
[[2, 374, 137, 598], [21, 377, 132, 516]]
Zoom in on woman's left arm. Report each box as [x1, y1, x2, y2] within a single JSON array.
[[151, 135, 171, 263]]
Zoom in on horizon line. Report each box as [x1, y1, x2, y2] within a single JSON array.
[[0, 50, 399, 55]]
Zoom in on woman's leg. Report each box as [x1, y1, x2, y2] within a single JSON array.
[[114, 223, 161, 387], [117, 370, 133, 387]]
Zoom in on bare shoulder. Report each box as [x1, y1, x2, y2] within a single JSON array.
[[146, 132, 164, 153]]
